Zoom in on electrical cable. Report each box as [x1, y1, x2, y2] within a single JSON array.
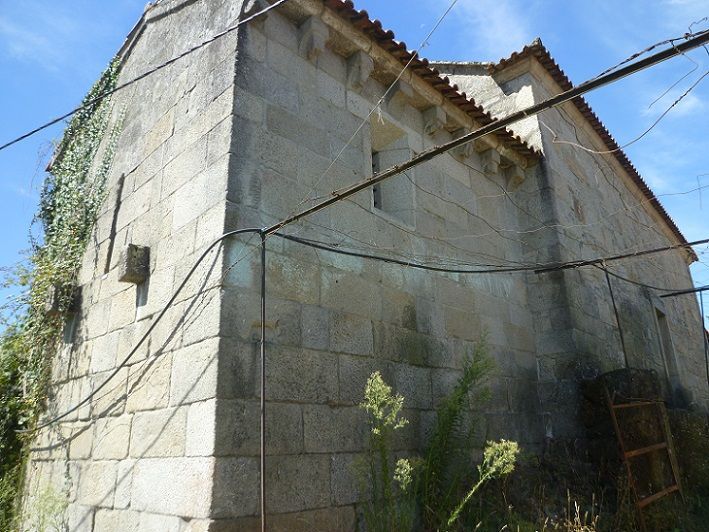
[[593, 264, 698, 293], [24, 22, 709, 435], [274, 232, 709, 275], [262, 29, 709, 236], [540, 70, 708, 156], [288, 0, 460, 215], [0, 0, 291, 153], [20, 227, 262, 434]]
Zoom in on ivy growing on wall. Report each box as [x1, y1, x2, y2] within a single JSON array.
[[0, 57, 123, 529]]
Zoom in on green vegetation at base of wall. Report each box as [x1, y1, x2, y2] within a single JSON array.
[[0, 58, 122, 530]]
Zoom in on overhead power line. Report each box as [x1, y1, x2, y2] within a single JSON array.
[[263, 29, 709, 236], [23, 22, 709, 437], [0, 0, 291, 154], [279, 233, 709, 275], [21, 227, 262, 434]]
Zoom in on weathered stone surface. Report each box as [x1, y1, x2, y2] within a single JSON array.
[[78, 461, 117, 507], [130, 407, 187, 458], [266, 454, 331, 513], [24, 0, 709, 528], [93, 415, 132, 460], [131, 457, 214, 517]]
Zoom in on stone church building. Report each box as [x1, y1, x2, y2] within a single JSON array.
[[23, 0, 707, 529]]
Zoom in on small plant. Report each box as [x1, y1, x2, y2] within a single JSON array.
[[21, 485, 67, 532], [419, 341, 493, 530], [0, 57, 122, 528], [358, 371, 415, 532], [446, 439, 520, 530]]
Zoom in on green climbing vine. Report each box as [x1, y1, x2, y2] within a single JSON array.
[[0, 57, 122, 529]]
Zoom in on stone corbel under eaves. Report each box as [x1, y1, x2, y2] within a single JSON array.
[[282, 0, 534, 170]]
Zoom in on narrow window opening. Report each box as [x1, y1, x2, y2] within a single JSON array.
[[369, 119, 414, 226], [136, 278, 150, 320]]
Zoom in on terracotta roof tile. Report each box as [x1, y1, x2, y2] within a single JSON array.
[[323, 0, 540, 159]]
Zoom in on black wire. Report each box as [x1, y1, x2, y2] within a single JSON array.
[[26, 228, 708, 433], [274, 232, 541, 273], [0, 0, 291, 153], [21, 227, 262, 434], [274, 232, 709, 276], [593, 264, 698, 293]]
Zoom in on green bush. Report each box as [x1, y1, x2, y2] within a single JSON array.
[[0, 58, 122, 528]]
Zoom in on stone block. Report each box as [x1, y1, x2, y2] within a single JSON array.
[[94, 509, 141, 532], [186, 399, 217, 456], [139, 512, 183, 532], [115, 459, 135, 509], [93, 414, 132, 460], [130, 407, 187, 458], [131, 457, 214, 517], [169, 337, 220, 405], [90, 331, 120, 374], [265, 346, 338, 403], [118, 244, 150, 284], [108, 286, 137, 330], [320, 269, 381, 319], [266, 454, 330, 513], [303, 405, 367, 453], [393, 362, 432, 409], [217, 338, 259, 400], [126, 354, 172, 412], [267, 102, 328, 155], [91, 367, 128, 417], [78, 461, 117, 507], [301, 304, 329, 350], [211, 457, 260, 518], [69, 424, 93, 459], [337, 354, 392, 405], [265, 252, 321, 305], [215, 399, 303, 456], [330, 312, 373, 355]]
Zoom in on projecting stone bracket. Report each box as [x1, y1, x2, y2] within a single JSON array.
[[346, 50, 374, 90], [384, 80, 414, 110], [423, 106, 446, 136], [299, 16, 329, 62], [118, 244, 150, 284], [504, 165, 526, 191], [450, 128, 474, 159], [479, 147, 501, 175]]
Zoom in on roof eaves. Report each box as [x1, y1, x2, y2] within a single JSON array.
[[488, 39, 695, 261], [324, 0, 541, 160]]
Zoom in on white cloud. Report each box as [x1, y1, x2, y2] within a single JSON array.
[[453, 0, 533, 61]]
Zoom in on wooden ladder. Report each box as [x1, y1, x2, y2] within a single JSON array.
[[605, 391, 683, 531]]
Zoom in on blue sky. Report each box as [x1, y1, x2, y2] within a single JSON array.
[[0, 0, 707, 319]]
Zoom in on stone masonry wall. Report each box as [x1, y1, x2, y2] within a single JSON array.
[[23, 0, 248, 529], [215, 3, 543, 527], [441, 62, 708, 439]]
